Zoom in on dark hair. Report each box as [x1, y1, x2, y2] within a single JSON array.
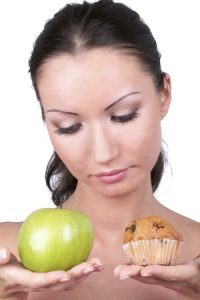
[[29, 0, 167, 206]]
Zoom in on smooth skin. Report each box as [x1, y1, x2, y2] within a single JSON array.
[[0, 48, 199, 300]]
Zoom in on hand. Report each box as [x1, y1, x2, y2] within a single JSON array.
[[0, 247, 103, 299], [113, 256, 200, 299]]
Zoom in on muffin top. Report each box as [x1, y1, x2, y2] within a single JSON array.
[[123, 215, 183, 243]]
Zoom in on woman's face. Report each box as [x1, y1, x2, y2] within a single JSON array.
[[38, 48, 171, 197]]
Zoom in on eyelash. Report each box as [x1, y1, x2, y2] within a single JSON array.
[[55, 111, 139, 135], [111, 111, 139, 123], [56, 123, 82, 135]]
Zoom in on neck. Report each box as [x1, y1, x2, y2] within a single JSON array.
[[63, 177, 159, 243]]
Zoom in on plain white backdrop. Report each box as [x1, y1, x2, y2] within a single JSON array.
[[0, 0, 199, 222]]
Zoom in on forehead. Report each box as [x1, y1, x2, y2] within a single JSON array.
[[38, 48, 146, 85], [37, 48, 153, 109]]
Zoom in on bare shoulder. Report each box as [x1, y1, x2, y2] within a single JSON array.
[[161, 207, 200, 261], [170, 211, 199, 240], [175, 213, 200, 262], [0, 221, 22, 258]]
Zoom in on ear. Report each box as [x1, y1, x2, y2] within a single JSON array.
[[160, 73, 171, 120]]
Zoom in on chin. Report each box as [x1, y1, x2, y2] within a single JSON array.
[[95, 182, 139, 199]]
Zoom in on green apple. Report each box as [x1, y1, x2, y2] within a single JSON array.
[[18, 208, 94, 272]]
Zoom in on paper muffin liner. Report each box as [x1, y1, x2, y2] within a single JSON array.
[[122, 238, 183, 265]]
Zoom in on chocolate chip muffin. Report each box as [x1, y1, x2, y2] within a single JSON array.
[[123, 215, 183, 266]]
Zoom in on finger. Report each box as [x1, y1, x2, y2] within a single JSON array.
[[113, 265, 127, 276], [11, 274, 70, 293], [67, 261, 99, 279], [113, 264, 142, 280], [87, 257, 103, 271], [3, 264, 70, 291], [1, 258, 101, 293], [192, 254, 200, 264], [140, 264, 198, 281], [31, 270, 74, 289], [41, 260, 103, 292], [113, 262, 132, 276], [0, 247, 9, 263], [0, 247, 14, 264]]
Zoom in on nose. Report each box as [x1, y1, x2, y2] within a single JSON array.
[[92, 123, 119, 164]]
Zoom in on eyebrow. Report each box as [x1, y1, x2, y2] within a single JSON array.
[[45, 109, 78, 116], [45, 91, 141, 115], [105, 91, 141, 110]]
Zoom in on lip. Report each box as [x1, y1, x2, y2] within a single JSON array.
[[95, 168, 129, 184]]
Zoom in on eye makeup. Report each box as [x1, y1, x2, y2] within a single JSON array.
[[45, 90, 142, 135], [56, 123, 82, 135], [111, 110, 139, 123]]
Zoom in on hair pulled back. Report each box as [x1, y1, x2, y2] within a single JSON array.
[[29, 0, 167, 206]]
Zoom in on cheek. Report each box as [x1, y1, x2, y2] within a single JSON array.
[[139, 122, 161, 168], [124, 115, 162, 169], [48, 133, 88, 177]]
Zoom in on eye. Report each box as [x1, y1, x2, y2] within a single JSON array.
[[111, 111, 139, 123], [56, 123, 82, 135]]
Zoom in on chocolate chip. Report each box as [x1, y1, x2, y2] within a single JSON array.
[[153, 222, 164, 229], [126, 222, 136, 232]]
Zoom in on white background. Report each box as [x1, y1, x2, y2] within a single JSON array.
[[0, 0, 199, 222]]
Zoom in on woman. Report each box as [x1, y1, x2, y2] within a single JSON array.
[[0, 0, 199, 299]]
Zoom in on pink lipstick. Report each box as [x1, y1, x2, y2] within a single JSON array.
[[95, 168, 128, 184]]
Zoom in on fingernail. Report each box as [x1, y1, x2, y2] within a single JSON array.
[[0, 248, 7, 260], [83, 267, 95, 275], [119, 274, 130, 280], [58, 275, 71, 282], [94, 261, 103, 267], [141, 269, 152, 277], [94, 262, 103, 270]]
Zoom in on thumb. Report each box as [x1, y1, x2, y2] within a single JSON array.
[[0, 247, 12, 264], [192, 254, 200, 264], [141, 263, 197, 282]]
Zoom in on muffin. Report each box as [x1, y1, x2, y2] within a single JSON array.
[[122, 215, 183, 266]]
